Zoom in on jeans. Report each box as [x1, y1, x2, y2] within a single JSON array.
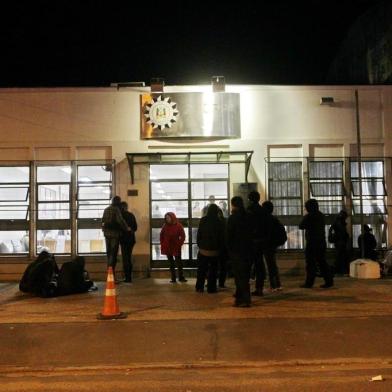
[[230, 252, 251, 305], [105, 237, 120, 273], [167, 255, 184, 281], [196, 253, 219, 292], [120, 240, 135, 281], [264, 249, 281, 289], [305, 245, 333, 287], [253, 242, 266, 292]]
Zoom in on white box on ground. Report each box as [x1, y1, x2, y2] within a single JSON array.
[[350, 259, 380, 279]]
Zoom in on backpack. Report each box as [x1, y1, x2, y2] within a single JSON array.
[[272, 218, 287, 247]]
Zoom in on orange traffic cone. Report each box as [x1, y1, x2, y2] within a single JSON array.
[[97, 267, 127, 320]]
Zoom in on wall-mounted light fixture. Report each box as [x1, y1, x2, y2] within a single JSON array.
[[150, 78, 165, 93], [110, 82, 145, 90], [212, 76, 225, 92]]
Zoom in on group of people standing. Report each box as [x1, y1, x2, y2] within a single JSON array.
[[184, 191, 286, 307], [20, 192, 384, 302]]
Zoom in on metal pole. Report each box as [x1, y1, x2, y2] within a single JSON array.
[[355, 89, 365, 258]]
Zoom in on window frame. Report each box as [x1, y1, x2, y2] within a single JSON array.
[[76, 164, 113, 255]]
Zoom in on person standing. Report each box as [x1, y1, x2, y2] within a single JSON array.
[[120, 201, 138, 283], [227, 196, 253, 307], [358, 224, 378, 260], [218, 200, 229, 218], [217, 207, 229, 288], [102, 196, 130, 276], [195, 204, 225, 293], [262, 200, 286, 291], [299, 199, 334, 289], [328, 210, 350, 275], [247, 191, 267, 296], [160, 212, 187, 283], [202, 195, 217, 217]]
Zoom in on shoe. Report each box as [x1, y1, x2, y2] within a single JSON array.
[[170, 279, 177, 283], [234, 302, 251, 308], [320, 283, 334, 289], [88, 285, 98, 292], [251, 290, 263, 296], [300, 284, 313, 288], [179, 277, 188, 282], [276, 286, 283, 291]]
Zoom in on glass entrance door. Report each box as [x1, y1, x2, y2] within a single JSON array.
[[150, 163, 229, 268]]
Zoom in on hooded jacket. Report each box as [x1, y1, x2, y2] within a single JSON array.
[[160, 212, 185, 256]]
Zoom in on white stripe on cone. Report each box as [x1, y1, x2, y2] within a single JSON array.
[[105, 288, 116, 296]]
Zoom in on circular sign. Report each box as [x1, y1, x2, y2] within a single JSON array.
[[144, 95, 179, 130]]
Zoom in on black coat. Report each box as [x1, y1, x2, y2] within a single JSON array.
[[227, 209, 253, 254], [120, 210, 138, 245], [247, 202, 268, 242], [330, 217, 349, 245], [19, 253, 59, 296], [299, 210, 326, 249], [358, 232, 377, 260], [57, 261, 93, 295], [197, 215, 225, 252]]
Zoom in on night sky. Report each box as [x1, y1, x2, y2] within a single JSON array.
[[0, 0, 383, 87]]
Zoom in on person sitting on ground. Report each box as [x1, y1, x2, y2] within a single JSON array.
[[57, 256, 95, 296], [19, 250, 59, 297]]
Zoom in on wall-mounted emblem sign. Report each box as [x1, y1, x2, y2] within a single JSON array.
[[140, 92, 241, 139], [144, 95, 179, 130]]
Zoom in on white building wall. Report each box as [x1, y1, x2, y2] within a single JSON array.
[[0, 85, 390, 280]]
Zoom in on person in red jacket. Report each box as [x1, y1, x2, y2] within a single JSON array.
[[160, 212, 187, 283]]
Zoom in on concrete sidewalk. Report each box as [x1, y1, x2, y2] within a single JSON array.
[[0, 276, 391, 390]]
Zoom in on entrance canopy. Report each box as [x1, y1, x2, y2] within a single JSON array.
[[126, 151, 253, 184]]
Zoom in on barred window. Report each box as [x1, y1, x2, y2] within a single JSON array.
[[309, 161, 344, 215], [268, 161, 303, 249], [350, 161, 387, 216]]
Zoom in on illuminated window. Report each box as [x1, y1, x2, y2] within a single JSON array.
[[309, 161, 345, 215], [77, 165, 112, 254], [268, 162, 303, 249], [36, 166, 71, 254], [0, 166, 30, 254]]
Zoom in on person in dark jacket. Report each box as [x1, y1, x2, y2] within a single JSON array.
[[57, 256, 95, 295], [227, 196, 253, 307], [358, 224, 378, 260], [217, 207, 229, 288], [299, 198, 334, 288], [262, 200, 283, 291], [247, 191, 267, 296], [160, 212, 187, 283], [19, 250, 59, 297], [101, 196, 130, 275], [329, 210, 350, 274], [195, 203, 225, 293], [120, 201, 138, 283]]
